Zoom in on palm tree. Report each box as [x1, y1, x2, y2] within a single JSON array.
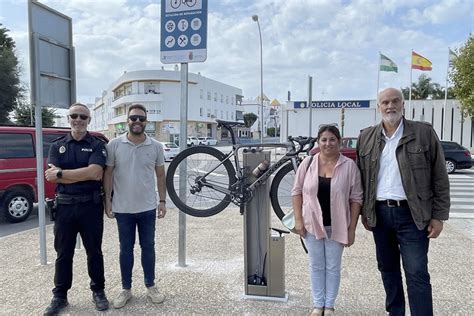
[[401, 74, 453, 100]]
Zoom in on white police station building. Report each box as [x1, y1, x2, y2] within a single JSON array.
[[281, 99, 473, 149]]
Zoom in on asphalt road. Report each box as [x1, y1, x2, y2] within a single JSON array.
[[0, 204, 52, 238]]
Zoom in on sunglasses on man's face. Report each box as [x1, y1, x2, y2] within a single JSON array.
[[128, 115, 147, 122], [69, 113, 89, 120]]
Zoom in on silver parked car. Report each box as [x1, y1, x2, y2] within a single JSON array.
[[198, 137, 218, 146], [187, 136, 199, 146], [162, 142, 180, 161]]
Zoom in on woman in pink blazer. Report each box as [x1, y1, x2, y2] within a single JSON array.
[[292, 125, 363, 316]]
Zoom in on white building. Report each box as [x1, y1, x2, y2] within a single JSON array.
[[281, 99, 473, 149], [239, 94, 281, 138], [90, 68, 243, 143]]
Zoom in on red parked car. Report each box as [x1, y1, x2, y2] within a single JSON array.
[[309, 137, 357, 161], [0, 126, 107, 223]]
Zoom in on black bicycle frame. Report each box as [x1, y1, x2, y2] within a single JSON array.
[[194, 142, 300, 203]]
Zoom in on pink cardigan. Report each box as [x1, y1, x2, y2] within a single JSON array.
[[291, 153, 363, 244]]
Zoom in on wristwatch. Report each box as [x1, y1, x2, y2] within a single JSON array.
[[56, 168, 63, 179], [159, 200, 166, 204]]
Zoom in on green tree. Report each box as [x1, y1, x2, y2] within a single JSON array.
[[0, 24, 21, 124], [243, 112, 258, 128], [431, 86, 455, 100], [401, 74, 446, 100], [266, 127, 280, 137], [450, 35, 474, 117], [13, 103, 58, 127]]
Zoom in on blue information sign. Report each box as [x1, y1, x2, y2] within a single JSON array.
[[294, 100, 370, 109], [160, 0, 208, 64]]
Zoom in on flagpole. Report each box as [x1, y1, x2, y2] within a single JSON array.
[[375, 51, 381, 124], [442, 47, 450, 140], [408, 50, 413, 119]]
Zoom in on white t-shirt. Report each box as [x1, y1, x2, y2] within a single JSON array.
[[106, 133, 165, 213]]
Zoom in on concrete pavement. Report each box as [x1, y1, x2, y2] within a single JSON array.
[[0, 208, 472, 315]]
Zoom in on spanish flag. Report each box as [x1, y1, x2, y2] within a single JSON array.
[[412, 51, 432, 71]]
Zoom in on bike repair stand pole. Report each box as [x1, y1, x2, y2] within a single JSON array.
[[242, 150, 288, 302], [178, 62, 188, 267]]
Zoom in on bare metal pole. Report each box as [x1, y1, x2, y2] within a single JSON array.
[[29, 0, 47, 265], [252, 15, 263, 142], [178, 63, 188, 267], [308, 76, 313, 137], [442, 48, 450, 140]]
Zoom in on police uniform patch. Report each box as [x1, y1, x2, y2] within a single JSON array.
[[59, 146, 66, 154], [102, 148, 107, 157]]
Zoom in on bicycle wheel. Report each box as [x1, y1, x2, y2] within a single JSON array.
[[270, 163, 296, 220], [166, 146, 236, 217]]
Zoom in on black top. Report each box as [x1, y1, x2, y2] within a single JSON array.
[[48, 132, 106, 194], [317, 176, 331, 226]]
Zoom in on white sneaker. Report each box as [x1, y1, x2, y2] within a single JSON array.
[[147, 286, 165, 304], [113, 289, 132, 309]]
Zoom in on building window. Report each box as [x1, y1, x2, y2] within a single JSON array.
[[220, 94, 223, 102], [144, 82, 158, 94], [207, 109, 211, 118], [214, 109, 217, 118], [231, 97, 234, 105], [231, 112, 233, 120], [226, 111, 229, 120], [200, 89, 203, 99], [200, 107, 203, 116], [221, 110, 224, 119], [207, 91, 211, 100], [125, 83, 132, 95], [214, 92, 217, 102], [226, 96, 229, 104]]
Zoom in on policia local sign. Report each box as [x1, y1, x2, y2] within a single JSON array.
[[294, 100, 370, 109]]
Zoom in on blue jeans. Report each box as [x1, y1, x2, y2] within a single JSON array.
[[115, 210, 156, 289], [372, 205, 432, 316], [305, 228, 344, 309]]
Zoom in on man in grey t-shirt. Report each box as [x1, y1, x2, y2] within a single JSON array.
[[103, 104, 167, 309]]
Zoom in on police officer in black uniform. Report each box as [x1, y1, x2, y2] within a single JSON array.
[[44, 103, 109, 315]]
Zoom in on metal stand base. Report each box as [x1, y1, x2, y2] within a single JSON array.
[[242, 292, 289, 302]]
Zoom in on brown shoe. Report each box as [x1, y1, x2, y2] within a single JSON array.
[[324, 307, 335, 315]]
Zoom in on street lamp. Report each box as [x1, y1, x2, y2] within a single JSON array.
[[252, 14, 264, 143]]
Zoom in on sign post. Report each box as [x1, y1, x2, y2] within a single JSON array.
[[161, 0, 208, 267], [28, 0, 75, 265]]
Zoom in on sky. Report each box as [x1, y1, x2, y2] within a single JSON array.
[[0, 0, 473, 106]]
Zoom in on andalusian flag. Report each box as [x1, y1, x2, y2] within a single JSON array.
[[412, 51, 432, 71], [380, 53, 398, 72]]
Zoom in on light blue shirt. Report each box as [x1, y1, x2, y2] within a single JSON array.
[[376, 121, 407, 201]]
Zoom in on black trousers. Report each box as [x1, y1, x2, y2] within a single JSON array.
[[52, 200, 105, 298]]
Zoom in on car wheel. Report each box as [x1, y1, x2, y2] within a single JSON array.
[[2, 189, 34, 223], [445, 159, 456, 174]]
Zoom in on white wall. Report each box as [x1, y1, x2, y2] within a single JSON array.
[[281, 99, 473, 150]]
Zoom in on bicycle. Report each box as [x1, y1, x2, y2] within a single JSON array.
[[165, 119, 316, 219]]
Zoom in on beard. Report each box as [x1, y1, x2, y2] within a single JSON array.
[[382, 112, 402, 127], [129, 123, 145, 135]]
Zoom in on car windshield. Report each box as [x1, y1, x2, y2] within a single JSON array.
[[165, 143, 178, 148]]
